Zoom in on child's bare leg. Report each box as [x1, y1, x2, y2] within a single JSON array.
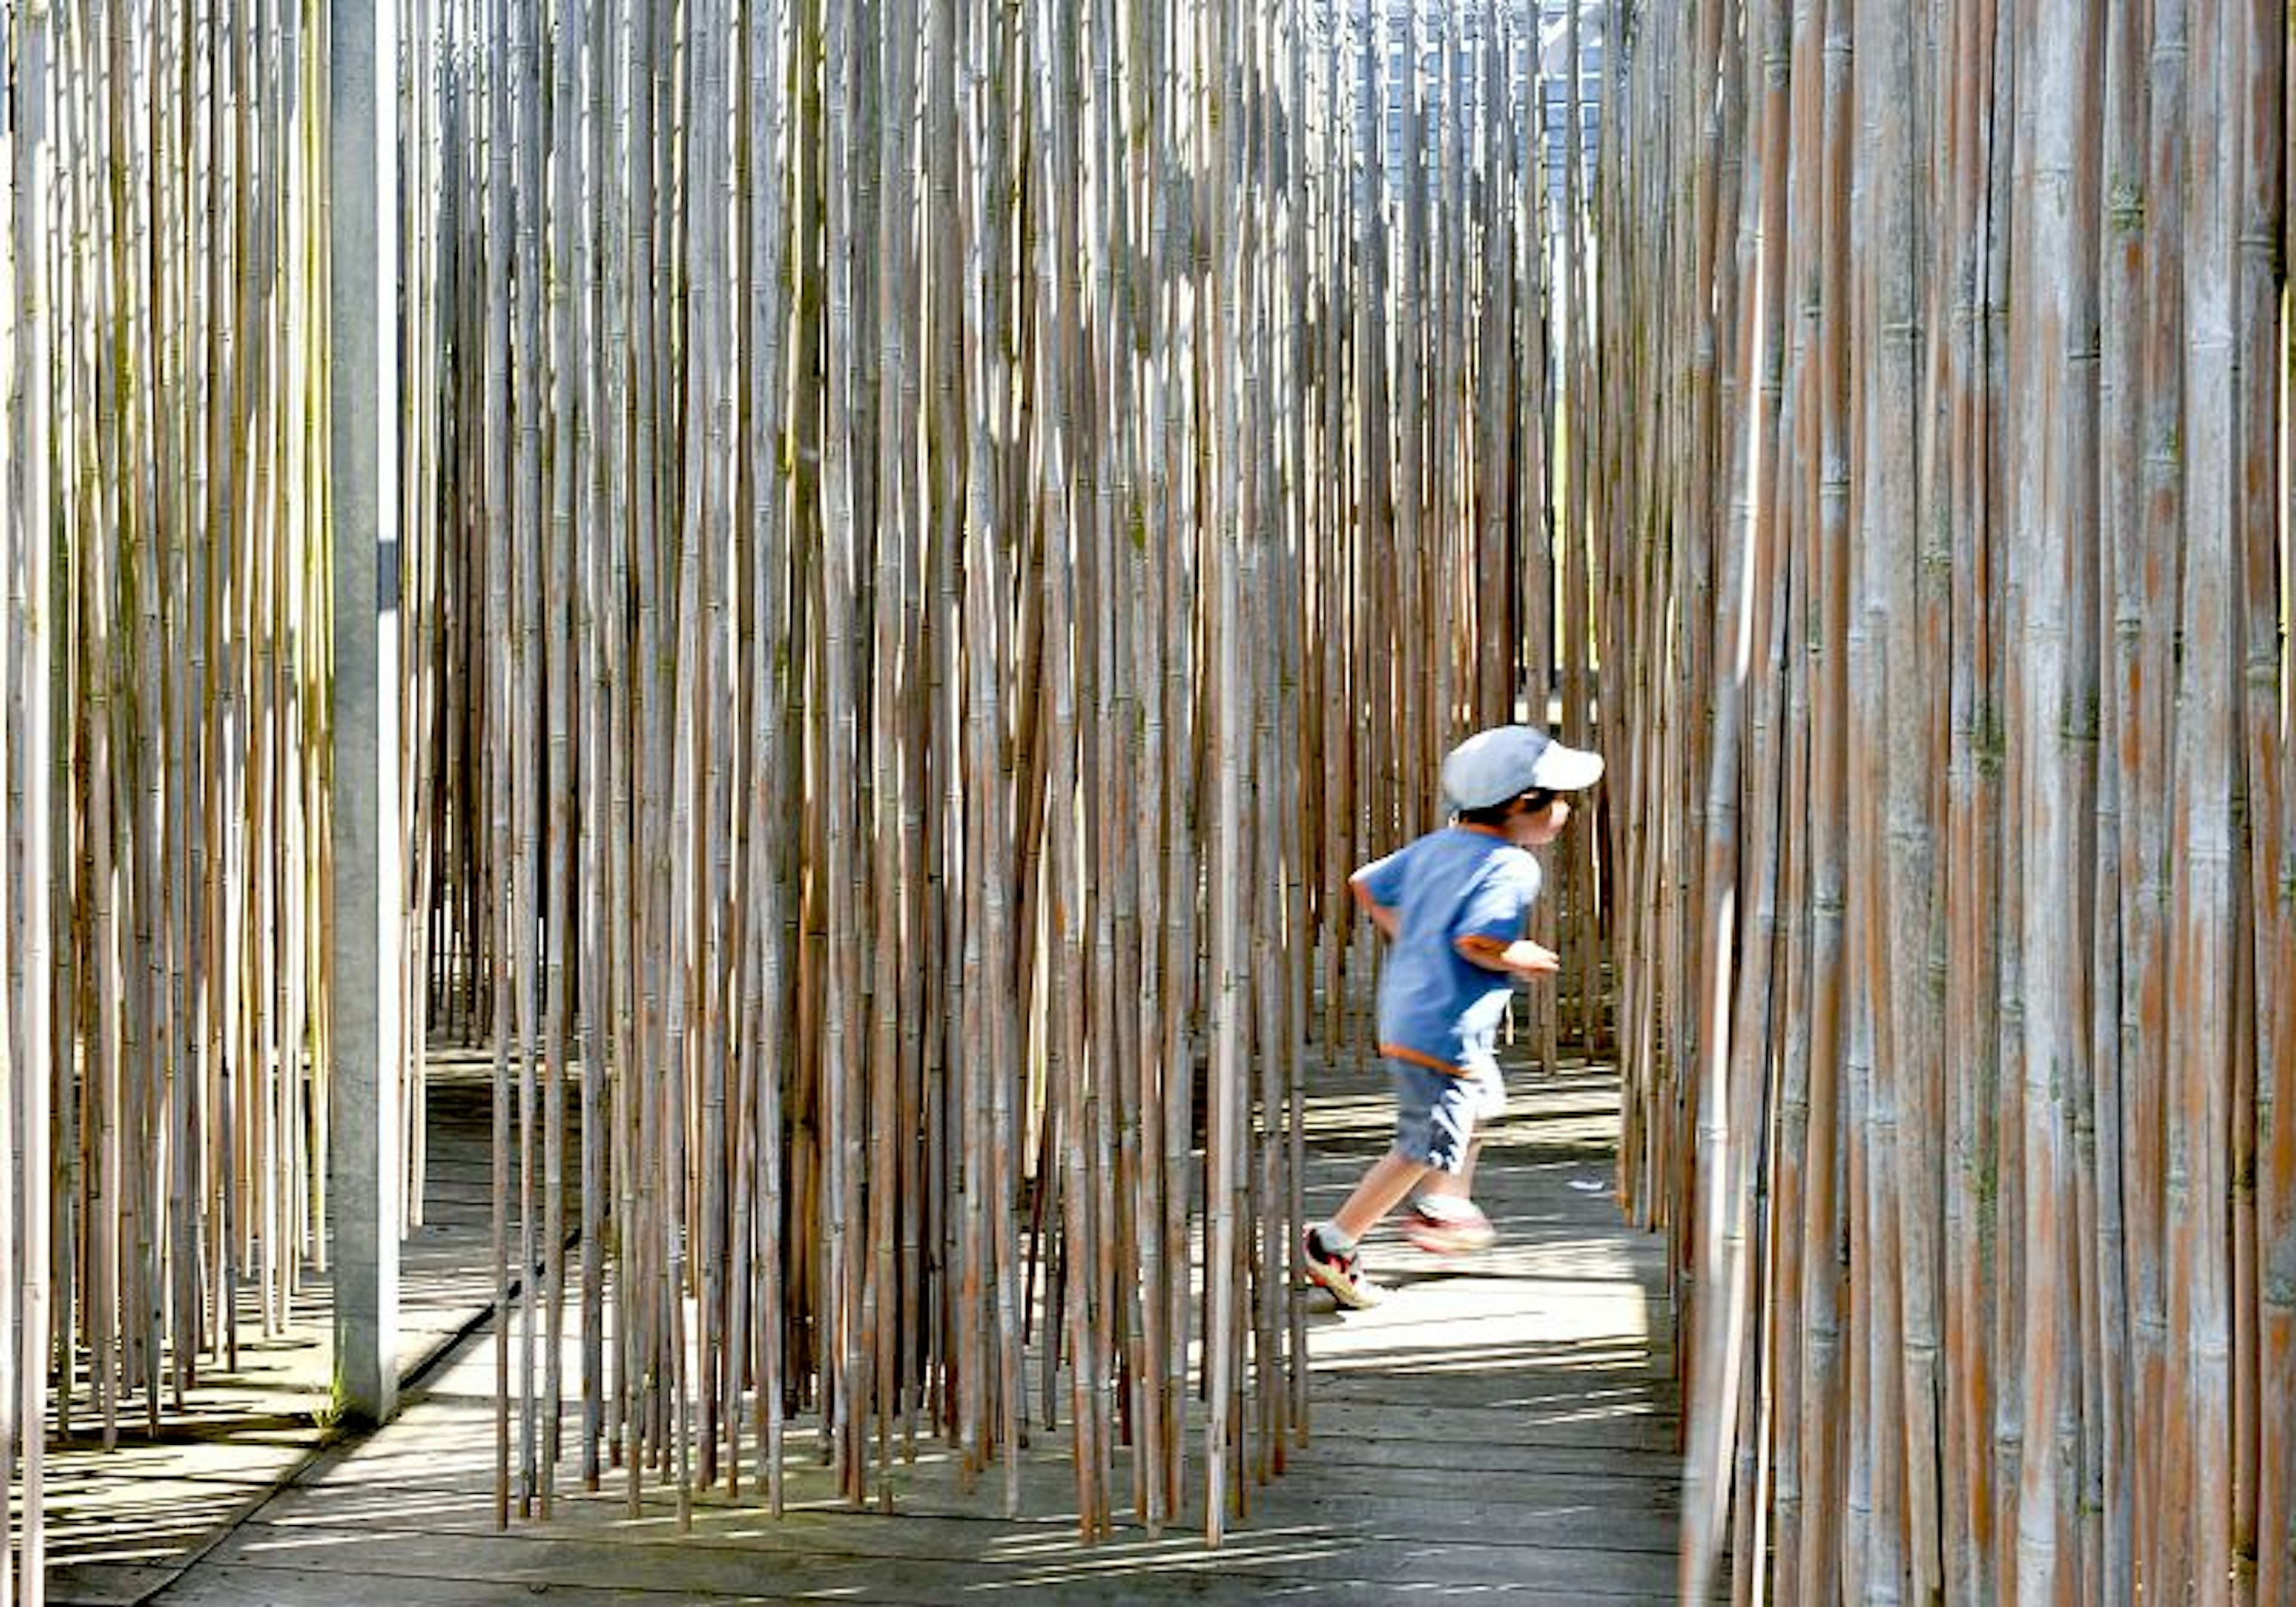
[[1330, 1149, 1431, 1242], [1406, 1123, 1495, 1251], [1416, 1136, 1482, 1203]]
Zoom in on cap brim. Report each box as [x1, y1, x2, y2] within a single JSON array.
[[1529, 742, 1604, 792]]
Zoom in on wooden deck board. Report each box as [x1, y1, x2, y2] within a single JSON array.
[[44, 1076, 501, 1606]]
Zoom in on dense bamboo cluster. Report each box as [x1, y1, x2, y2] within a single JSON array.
[[403, 0, 1601, 1546], [1599, 1, 2296, 1600], [1, 0, 346, 1548], [0, 0, 1607, 1580], [0, 3, 375, 1600]]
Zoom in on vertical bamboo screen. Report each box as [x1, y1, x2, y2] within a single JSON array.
[[0, 0, 1615, 1577], [0, 2, 348, 1600], [401, 0, 1608, 1547], [1601, 0, 2296, 1600], [0, 0, 339, 1474]]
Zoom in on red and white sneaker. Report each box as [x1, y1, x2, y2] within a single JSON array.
[[1302, 1227, 1387, 1309], [1405, 1197, 1495, 1256]]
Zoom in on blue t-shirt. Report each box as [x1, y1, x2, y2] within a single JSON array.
[[1353, 824, 1545, 1075]]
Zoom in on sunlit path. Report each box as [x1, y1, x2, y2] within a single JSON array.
[[134, 1050, 1683, 1605]]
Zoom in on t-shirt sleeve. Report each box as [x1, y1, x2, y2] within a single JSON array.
[[1352, 844, 1410, 909], [1450, 853, 1542, 946]]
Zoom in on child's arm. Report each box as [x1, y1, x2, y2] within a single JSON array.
[[1454, 934, 1559, 981], [1348, 873, 1400, 942]]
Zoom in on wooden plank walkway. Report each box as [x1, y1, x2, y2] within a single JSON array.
[[63, 1049, 1686, 1603], [47, 1070, 500, 1606]]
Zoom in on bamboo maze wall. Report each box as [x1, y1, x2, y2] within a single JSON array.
[[1598, 1, 2296, 1601], [405, 0, 1612, 1547], [3, 2, 337, 1594], [1, 0, 1612, 1581]]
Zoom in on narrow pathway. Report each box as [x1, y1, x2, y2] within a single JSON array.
[[48, 1067, 499, 1606], [134, 1049, 1683, 1605], [1275, 1057, 1684, 1600]]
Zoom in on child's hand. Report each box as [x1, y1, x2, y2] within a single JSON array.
[[1505, 940, 1561, 979], [1458, 934, 1561, 979]]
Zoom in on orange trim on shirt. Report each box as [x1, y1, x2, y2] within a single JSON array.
[[1380, 1043, 1469, 1077], [1454, 933, 1509, 963]]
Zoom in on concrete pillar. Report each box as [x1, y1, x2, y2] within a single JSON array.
[[327, 0, 403, 1429]]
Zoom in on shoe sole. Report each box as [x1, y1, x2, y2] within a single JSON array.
[[1406, 1224, 1495, 1257], [1303, 1258, 1386, 1310]]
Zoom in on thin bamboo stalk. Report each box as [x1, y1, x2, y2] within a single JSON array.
[[483, 0, 515, 1528], [8, 7, 59, 1596]]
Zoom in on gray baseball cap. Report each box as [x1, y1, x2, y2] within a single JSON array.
[[1440, 725, 1604, 811]]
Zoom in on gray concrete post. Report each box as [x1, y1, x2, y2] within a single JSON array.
[[328, 0, 404, 1429]]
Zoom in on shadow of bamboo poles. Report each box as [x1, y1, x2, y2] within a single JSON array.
[[1602, 0, 2296, 1600]]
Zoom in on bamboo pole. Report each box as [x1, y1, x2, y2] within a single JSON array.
[[2228, 0, 2284, 1593], [2, 34, 24, 1599], [2249, 8, 2296, 1604], [576, 0, 610, 1496], [743, 0, 795, 1517], [2170, 0, 2238, 1593], [1205, 0, 1246, 1525], [8, 6, 59, 1596]]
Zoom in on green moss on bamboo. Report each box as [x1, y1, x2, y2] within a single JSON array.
[[2106, 180, 2145, 237]]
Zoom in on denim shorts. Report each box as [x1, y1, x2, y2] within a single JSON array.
[[1390, 1055, 1506, 1172]]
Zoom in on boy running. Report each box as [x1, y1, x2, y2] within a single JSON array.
[[1303, 723, 1602, 1309]]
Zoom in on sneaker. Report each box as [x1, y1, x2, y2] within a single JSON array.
[[1405, 1197, 1495, 1256], [1302, 1227, 1386, 1309]]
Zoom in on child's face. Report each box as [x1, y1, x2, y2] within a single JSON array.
[[1508, 793, 1575, 848]]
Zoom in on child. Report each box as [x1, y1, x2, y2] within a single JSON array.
[[1303, 723, 1602, 1309]]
